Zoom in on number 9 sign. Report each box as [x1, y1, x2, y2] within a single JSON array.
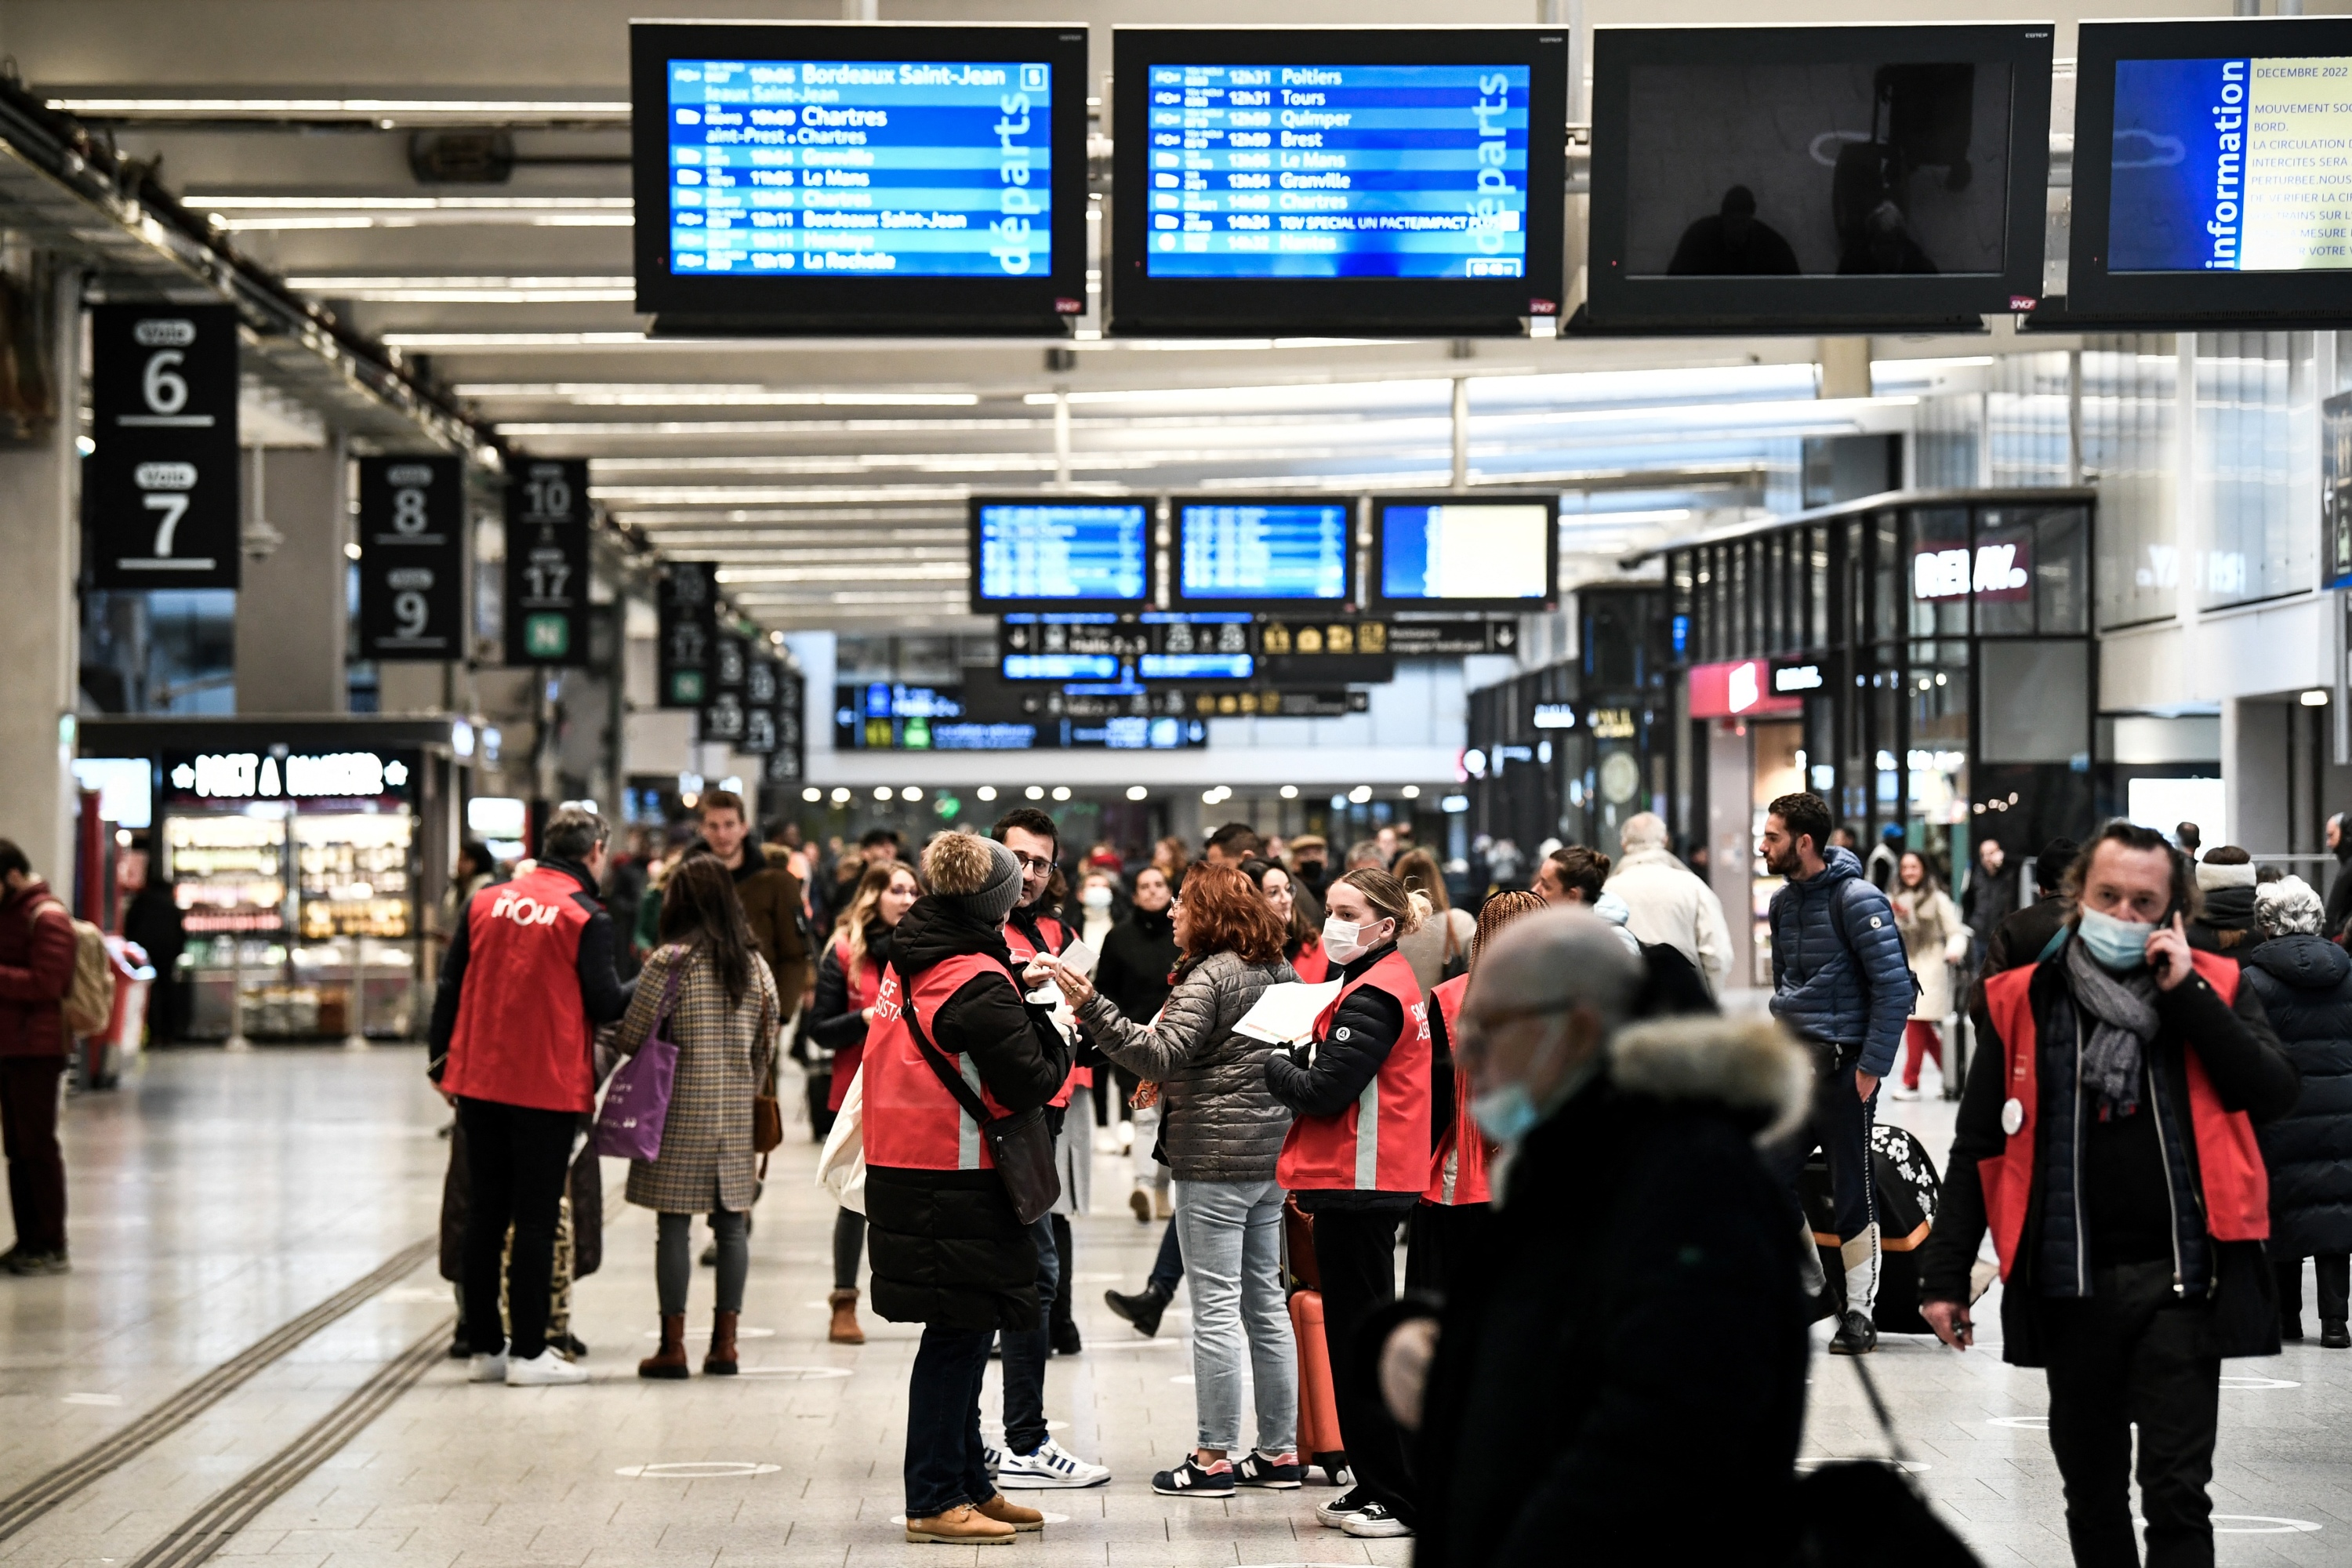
[[359, 456, 463, 661]]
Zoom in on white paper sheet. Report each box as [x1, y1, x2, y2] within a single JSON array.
[[1232, 979, 1345, 1044]]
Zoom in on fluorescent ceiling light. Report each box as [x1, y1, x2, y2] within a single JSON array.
[[50, 96, 630, 123], [188, 194, 633, 211], [1031, 379, 1454, 410], [456, 383, 981, 407], [717, 562, 968, 583], [284, 275, 635, 303], [624, 508, 964, 527], [594, 484, 982, 506], [492, 417, 1037, 437]]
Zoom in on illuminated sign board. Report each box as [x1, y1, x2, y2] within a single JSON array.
[[1771, 660, 1826, 695], [1912, 540, 2032, 601], [162, 750, 416, 804], [1686, 658, 1802, 720]]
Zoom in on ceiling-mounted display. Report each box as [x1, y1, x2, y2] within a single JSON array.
[[1174, 499, 1352, 610], [1109, 26, 1568, 336], [631, 20, 1090, 335], [1372, 495, 1557, 612], [2064, 17, 2352, 326], [1581, 24, 2053, 333], [968, 499, 1152, 612]]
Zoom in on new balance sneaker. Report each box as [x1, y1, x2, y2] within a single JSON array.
[[1233, 1450, 1303, 1490], [1315, 1486, 1371, 1529], [504, 1348, 590, 1385], [466, 1352, 508, 1384], [1828, 1308, 1878, 1356], [1341, 1502, 1414, 1539], [995, 1438, 1110, 1490], [1152, 1455, 1235, 1497]]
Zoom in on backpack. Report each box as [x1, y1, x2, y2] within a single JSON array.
[[34, 898, 114, 1038]]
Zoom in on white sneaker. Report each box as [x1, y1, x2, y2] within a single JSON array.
[[504, 1348, 590, 1386], [1341, 1502, 1413, 1539], [1890, 1085, 1922, 1102], [1316, 1487, 1370, 1529], [995, 1438, 1110, 1490], [466, 1352, 507, 1383], [1116, 1123, 1134, 1154]]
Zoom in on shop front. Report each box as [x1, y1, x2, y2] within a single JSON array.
[[1651, 489, 2098, 986]]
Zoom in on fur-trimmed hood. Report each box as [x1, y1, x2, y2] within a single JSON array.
[[1605, 1015, 1813, 1144]]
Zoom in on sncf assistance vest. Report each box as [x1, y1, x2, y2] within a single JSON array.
[[862, 951, 1018, 1172], [1005, 909, 1088, 1103], [1278, 947, 1432, 1195], [1424, 972, 1496, 1207], [1977, 949, 2270, 1281], [443, 866, 597, 1113], [826, 935, 885, 1112], [1291, 935, 1330, 985]]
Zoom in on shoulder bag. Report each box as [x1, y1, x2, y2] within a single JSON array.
[[894, 956, 1062, 1225], [593, 952, 686, 1163]]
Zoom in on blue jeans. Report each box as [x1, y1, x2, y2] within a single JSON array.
[[1172, 1178, 1297, 1454], [1001, 1213, 1060, 1454], [905, 1326, 996, 1518]]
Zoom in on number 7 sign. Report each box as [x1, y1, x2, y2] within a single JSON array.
[[89, 306, 239, 589]]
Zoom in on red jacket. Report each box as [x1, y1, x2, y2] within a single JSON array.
[[440, 866, 605, 1112], [863, 951, 1017, 1171], [0, 880, 74, 1058], [1425, 973, 1496, 1207], [1277, 948, 1432, 1196]]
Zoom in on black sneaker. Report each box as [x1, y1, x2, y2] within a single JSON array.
[[1829, 1308, 1877, 1356], [6, 1250, 67, 1276], [552, 1331, 589, 1359], [1104, 1285, 1169, 1338], [1051, 1319, 1083, 1356], [1315, 1486, 1371, 1529], [2283, 1313, 2307, 1341], [1151, 1455, 1235, 1497], [1233, 1450, 1303, 1490], [447, 1329, 471, 1359], [2325, 1319, 2350, 1350], [1341, 1501, 1413, 1539]]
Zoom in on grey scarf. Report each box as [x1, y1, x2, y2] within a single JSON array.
[[2063, 937, 2160, 1118]]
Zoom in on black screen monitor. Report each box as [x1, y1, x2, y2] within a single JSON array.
[[2066, 17, 2352, 327], [1109, 26, 1570, 336], [631, 21, 1091, 336], [1370, 494, 1558, 612], [967, 498, 1153, 614], [1172, 497, 1354, 611], [1583, 24, 2053, 333]]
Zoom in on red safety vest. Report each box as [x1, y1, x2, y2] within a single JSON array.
[[1977, 949, 2270, 1281], [1277, 947, 1432, 1195], [826, 935, 885, 1112], [862, 951, 1018, 1171], [1292, 935, 1330, 984], [443, 866, 597, 1113], [1423, 973, 1496, 1207], [1006, 909, 1090, 1102]]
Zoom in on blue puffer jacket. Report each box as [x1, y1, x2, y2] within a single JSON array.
[[2240, 934, 2352, 1258], [1766, 846, 1913, 1078]]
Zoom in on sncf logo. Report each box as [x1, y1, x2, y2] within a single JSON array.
[[490, 891, 563, 927], [873, 974, 903, 1023]]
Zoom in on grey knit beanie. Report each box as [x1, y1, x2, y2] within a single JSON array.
[[953, 837, 1025, 928]]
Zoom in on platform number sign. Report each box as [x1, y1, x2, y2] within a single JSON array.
[[358, 456, 465, 661], [741, 655, 781, 754], [701, 626, 751, 742], [2325, 391, 2352, 592], [89, 304, 240, 589], [761, 669, 805, 784], [658, 561, 717, 708], [503, 459, 590, 666]]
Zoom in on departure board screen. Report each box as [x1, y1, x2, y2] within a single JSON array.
[[1143, 64, 1530, 279], [1176, 502, 1351, 602], [2109, 56, 2352, 272], [1378, 502, 1552, 604], [664, 55, 1053, 278], [973, 503, 1150, 608]]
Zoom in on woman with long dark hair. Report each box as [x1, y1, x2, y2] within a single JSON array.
[[1250, 859, 1327, 982], [612, 853, 779, 1379]]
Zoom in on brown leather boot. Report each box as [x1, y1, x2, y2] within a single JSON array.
[[637, 1314, 688, 1379], [705, 1308, 739, 1375], [827, 1288, 866, 1345]]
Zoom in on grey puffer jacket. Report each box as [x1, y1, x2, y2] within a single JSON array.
[[1080, 948, 1297, 1182]]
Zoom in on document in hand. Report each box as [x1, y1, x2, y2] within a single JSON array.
[[1232, 979, 1346, 1045]]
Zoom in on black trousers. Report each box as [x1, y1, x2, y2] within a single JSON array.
[[0, 1056, 65, 1255], [1403, 1200, 1496, 1300], [2039, 1261, 2221, 1568], [2274, 1254, 2350, 1327], [457, 1097, 577, 1360], [1049, 1213, 1076, 1335], [1311, 1205, 1416, 1523]]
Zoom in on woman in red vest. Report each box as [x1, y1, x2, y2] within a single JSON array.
[[805, 859, 920, 1346], [1265, 866, 1434, 1542], [1918, 822, 2299, 1566]]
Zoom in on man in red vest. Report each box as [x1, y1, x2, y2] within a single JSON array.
[[429, 804, 630, 1388], [1920, 821, 2299, 1568]]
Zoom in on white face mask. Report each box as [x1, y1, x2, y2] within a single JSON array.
[[1323, 914, 1391, 963], [1081, 885, 1113, 910]]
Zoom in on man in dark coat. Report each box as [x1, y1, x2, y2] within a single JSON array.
[[2240, 876, 2352, 1347], [2324, 811, 2352, 939], [1383, 908, 1811, 1567], [0, 840, 76, 1275], [1980, 837, 2078, 985], [1921, 822, 2300, 1568]]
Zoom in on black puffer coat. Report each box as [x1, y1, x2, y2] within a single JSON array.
[[862, 896, 1070, 1331], [1080, 948, 1295, 1181], [2241, 935, 2352, 1257]]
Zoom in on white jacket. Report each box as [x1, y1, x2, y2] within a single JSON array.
[[1605, 847, 1735, 990]]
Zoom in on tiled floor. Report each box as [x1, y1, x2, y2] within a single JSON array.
[[2, 1047, 2347, 1567]]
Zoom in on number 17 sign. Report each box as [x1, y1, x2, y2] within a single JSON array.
[[358, 456, 466, 662], [503, 458, 590, 667]]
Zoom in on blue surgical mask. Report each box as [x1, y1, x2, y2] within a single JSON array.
[[2077, 906, 2156, 972], [1471, 1082, 1544, 1142]]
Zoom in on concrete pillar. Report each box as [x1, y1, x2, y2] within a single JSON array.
[[234, 442, 348, 714], [0, 267, 83, 885]]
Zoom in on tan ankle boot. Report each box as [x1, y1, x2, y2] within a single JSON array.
[[705, 1308, 739, 1375], [904, 1504, 1015, 1544], [973, 1494, 1044, 1533], [637, 1314, 688, 1379], [827, 1288, 866, 1345]]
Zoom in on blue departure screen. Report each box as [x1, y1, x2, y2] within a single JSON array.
[[1380, 503, 1551, 601], [1003, 654, 1119, 681], [1178, 503, 1349, 601], [1145, 63, 1529, 279], [665, 56, 1051, 278], [1140, 653, 1255, 681], [976, 503, 1149, 603], [2108, 56, 2352, 272]]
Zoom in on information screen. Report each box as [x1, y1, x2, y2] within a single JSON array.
[[2108, 56, 2352, 272], [664, 54, 1053, 279], [973, 503, 1150, 607], [1143, 64, 1530, 279], [1177, 502, 1350, 602], [1379, 502, 1552, 603], [1002, 653, 1119, 681]]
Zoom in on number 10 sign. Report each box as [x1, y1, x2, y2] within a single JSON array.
[[503, 459, 590, 667], [358, 456, 466, 662], [89, 304, 241, 589]]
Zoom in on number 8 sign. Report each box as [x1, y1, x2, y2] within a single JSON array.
[[358, 456, 466, 661]]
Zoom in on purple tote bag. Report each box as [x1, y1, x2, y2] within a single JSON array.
[[593, 957, 684, 1162]]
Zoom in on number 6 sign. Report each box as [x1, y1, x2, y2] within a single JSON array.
[[89, 305, 239, 588]]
